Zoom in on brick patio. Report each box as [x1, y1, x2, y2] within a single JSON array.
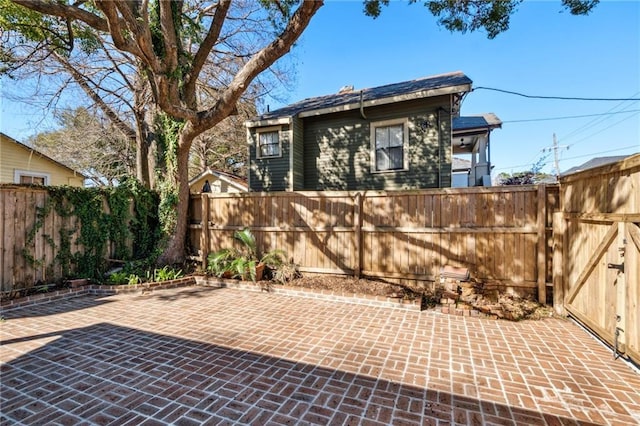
[[1, 286, 639, 425]]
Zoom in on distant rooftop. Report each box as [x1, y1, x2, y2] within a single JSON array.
[[562, 155, 632, 176], [452, 157, 472, 171]]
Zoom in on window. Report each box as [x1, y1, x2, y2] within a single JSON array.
[[15, 170, 49, 185], [257, 129, 280, 158], [371, 119, 408, 172]]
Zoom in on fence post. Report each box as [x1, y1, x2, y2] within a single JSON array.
[[537, 184, 547, 304], [354, 192, 363, 279], [552, 211, 565, 315], [201, 193, 210, 270]]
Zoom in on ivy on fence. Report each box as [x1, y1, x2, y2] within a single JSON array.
[[22, 180, 160, 281]]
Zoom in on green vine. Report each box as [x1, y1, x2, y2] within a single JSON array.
[[22, 182, 160, 281], [155, 112, 184, 237]]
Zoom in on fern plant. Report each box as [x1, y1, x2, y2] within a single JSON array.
[[206, 228, 286, 282]]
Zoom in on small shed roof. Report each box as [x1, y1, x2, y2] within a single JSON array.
[[248, 71, 472, 126]]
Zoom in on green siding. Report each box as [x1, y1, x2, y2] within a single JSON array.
[[291, 117, 305, 191], [248, 125, 291, 192], [303, 96, 452, 191]]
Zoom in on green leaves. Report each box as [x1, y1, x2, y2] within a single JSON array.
[[22, 183, 160, 281], [363, 0, 599, 39], [561, 0, 599, 15]]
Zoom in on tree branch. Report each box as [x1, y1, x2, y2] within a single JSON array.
[[11, 0, 110, 32], [184, 0, 231, 106], [194, 0, 324, 135], [94, 1, 144, 57], [53, 52, 136, 141], [159, 0, 180, 73], [111, 0, 160, 70]]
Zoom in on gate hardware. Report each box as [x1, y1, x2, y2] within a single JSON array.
[[607, 263, 624, 273], [614, 327, 624, 360]]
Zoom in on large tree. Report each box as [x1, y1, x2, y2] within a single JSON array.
[[4, 0, 599, 264]]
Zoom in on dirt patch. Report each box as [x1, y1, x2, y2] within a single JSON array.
[[282, 275, 422, 298], [276, 274, 555, 321]]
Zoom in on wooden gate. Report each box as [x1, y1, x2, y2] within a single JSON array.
[[557, 154, 640, 364]]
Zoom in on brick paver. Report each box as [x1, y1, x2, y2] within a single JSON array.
[[1, 286, 639, 425]]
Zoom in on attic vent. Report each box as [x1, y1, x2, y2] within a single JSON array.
[[338, 85, 354, 94]]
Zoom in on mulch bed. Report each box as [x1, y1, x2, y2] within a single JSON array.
[[278, 274, 556, 321]]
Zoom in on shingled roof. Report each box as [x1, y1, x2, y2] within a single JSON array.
[[452, 113, 502, 132], [249, 71, 472, 125]]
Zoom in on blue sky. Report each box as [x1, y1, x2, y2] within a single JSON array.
[[270, 0, 640, 174], [2, 0, 639, 175]]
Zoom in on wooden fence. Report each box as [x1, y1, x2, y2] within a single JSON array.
[[555, 154, 640, 365], [190, 185, 560, 299], [0, 185, 137, 297]]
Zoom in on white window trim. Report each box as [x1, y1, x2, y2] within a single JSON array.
[[370, 118, 410, 173], [14, 170, 50, 185], [256, 126, 282, 159]]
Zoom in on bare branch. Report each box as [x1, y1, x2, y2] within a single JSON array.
[[195, 0, 324, 135], [159, 0, 180, 73], [94, 1, 144, 57], [184, 0, 231, 105], [53, 52, 136, 141]]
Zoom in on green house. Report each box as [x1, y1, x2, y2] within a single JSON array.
[[245, 71, 501, 192]]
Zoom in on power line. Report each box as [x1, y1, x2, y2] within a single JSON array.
[[557, 145, 639, 163], [473, 87, 640, 102], [494, 145, 638, 172], [559, 92, 640, 141], [564, 113, 640, 147], [502, 109, 640, 123]]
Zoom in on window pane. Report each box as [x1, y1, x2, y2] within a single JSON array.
[[258, 131, 279, 157], [376, 149, 389, 171], [374, 123, 405, 171], [389, 125, 403, 147], [375, 127, 388, 149], [19, 175, 45, 184], [388, 146, 403, 169]]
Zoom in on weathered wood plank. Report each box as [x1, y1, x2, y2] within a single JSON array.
[[566, 223, 617, 304], [185, 186, 558, 293], [537, 184, 547, 304]]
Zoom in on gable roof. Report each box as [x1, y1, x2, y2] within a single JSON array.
[[189, 168, 248, 191], [248, 71, 473, 126], [561, 155, 632, 176], [1, 132, 87, 179]]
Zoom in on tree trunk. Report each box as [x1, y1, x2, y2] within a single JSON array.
[[135, 107, 159, 189], [157, 129, 194, 265]]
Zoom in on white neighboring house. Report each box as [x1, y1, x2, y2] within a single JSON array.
[[189, 168, 248, 194], [451, 113, 502, 187], [451, 157, 472, 188]]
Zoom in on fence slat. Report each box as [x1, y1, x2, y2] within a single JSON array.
[[193, 185, 559, 295]]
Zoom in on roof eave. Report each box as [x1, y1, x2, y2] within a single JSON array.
[[245, 116, 292, 129], [298, 83, 472, 119], [2, 132, 88, 179]]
